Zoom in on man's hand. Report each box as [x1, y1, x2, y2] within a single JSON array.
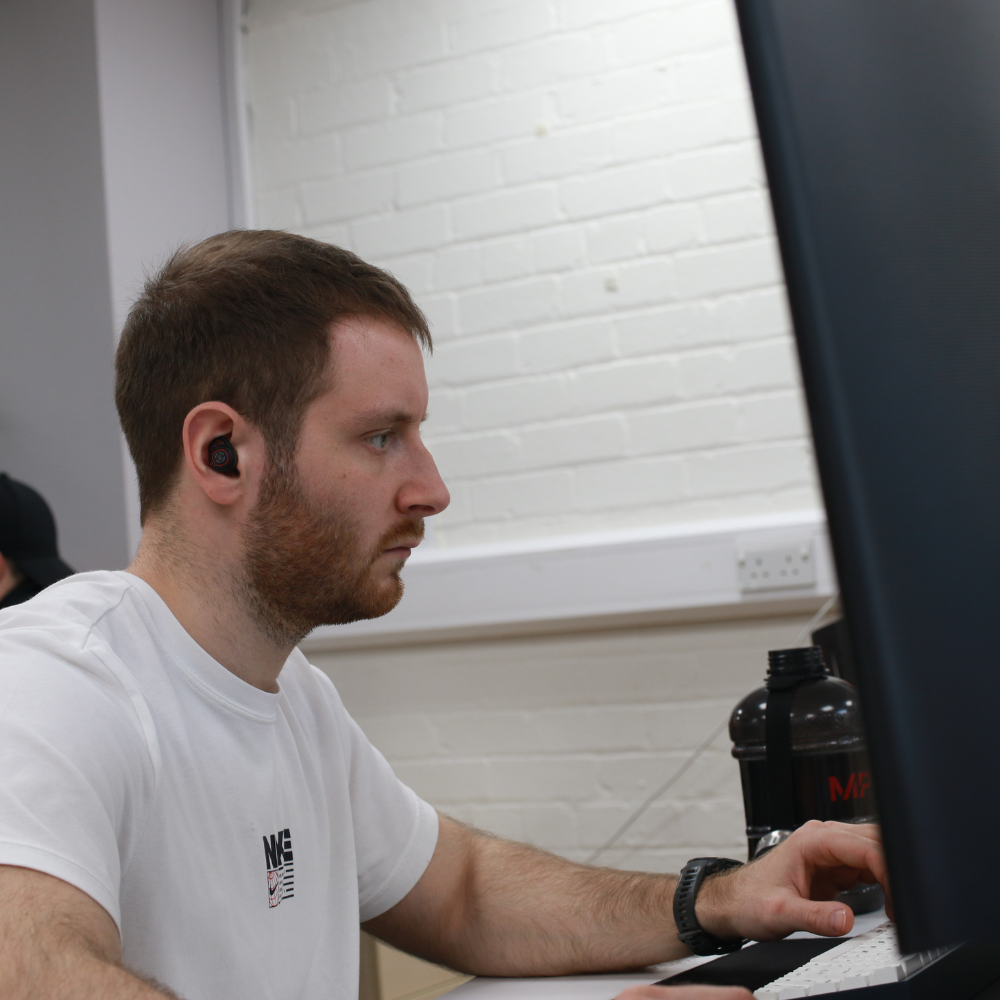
[[696, 821, 890, 943], [606, 821, 888, 1000]]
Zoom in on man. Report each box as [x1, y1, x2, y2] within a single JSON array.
[[0, 472, 74, 609], [0, 231, 887, 1000]]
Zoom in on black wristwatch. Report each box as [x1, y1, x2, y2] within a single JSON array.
[[673, 857, 747, 956]]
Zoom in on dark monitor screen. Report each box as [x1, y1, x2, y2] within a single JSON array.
[[734, 0, 1000, 952]]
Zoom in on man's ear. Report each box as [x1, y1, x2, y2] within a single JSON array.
[[182, 402, 264, 507]]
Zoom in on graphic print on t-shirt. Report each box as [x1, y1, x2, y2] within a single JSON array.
[[263, 828, 295, 908]]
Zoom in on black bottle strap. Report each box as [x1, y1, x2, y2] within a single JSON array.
[[764, 679, 798, 832]]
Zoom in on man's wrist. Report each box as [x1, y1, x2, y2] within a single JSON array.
[[693, 864, 741, 941], [674, 858, 745, 955]]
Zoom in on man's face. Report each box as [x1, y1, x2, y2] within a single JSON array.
[[239, 316, 449, 645]]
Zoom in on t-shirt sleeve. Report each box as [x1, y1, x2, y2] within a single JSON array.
[[307, 664, 439, 922], [0, 626, 155, 929]]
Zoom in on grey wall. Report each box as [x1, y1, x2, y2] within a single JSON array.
[[0, 0, 242, 570], [94, 0, 241, 553], [95, 0, 238, 331], [0, 0, 128, 572]]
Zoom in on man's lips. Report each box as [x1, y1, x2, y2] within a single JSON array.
[[381, 539, 421, 558]]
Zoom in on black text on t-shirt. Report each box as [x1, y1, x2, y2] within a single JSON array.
[[263, 828, 295, 908]]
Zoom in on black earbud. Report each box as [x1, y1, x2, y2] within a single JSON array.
[[207, 436, 239, 476]]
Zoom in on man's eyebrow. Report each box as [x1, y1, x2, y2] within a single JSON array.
[[355, 408, 424, 426]]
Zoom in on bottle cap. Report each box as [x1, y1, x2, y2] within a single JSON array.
[[767, 646, 827, 679]]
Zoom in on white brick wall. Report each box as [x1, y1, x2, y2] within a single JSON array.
[[313, 612, 816, 871], [244, 0, 822, 548]]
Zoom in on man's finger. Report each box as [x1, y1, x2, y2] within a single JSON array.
[[781, 822, 889, 886], [824, 821, 881, 843], [756, 896, 854, 940]]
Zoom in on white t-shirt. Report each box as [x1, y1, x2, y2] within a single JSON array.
[[0, 571, 439, 1000]]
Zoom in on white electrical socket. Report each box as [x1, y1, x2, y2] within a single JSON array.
[[737, 541, 816, 592]]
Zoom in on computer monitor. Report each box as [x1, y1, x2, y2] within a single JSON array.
[[734, 0, 1000, 953]]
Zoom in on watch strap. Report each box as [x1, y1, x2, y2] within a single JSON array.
[[673, 857, 747, 956]]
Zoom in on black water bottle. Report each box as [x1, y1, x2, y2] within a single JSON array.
[[729, 646, 881, 910]]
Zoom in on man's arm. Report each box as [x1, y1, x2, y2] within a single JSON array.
[[364, 816, 888, 978], [366, 815, 681, 975], [0, 865, 178, 1000]]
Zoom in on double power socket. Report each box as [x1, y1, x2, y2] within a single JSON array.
[[737, 541, 816, 593]]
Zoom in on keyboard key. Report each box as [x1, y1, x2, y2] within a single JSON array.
[[817, 939, 863, 962], [840, 972, 871, 989], [871, 965, 903, 985], [805, 979, 839, 994]]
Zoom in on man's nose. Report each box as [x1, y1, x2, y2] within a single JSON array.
[[398, 442, 450, 517]]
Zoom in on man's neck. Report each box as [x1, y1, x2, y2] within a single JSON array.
[[127, 524, 292, 693]]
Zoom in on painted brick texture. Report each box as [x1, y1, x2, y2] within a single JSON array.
[[244, 0, 822, 548], [312, 614, 814, 870]]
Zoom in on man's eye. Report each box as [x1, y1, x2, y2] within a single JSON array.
[[368, 432, 391, 450]]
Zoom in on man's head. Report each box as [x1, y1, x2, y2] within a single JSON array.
[[116, 230, 433, 519], [116, 231, 449, 643]]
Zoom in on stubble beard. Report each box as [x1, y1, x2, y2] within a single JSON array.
[[238, 462, 423, 647]]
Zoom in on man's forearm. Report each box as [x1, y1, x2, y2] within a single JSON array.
[[368, 818, 687, 977], [455, 834, 686, 975]]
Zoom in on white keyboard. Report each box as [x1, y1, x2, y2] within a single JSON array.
[[754, 921, 953, 998]]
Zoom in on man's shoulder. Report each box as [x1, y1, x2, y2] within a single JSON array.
[[0, 571, 150, 717], [0, 570, 133, 645], [0, 572, 156, 774]]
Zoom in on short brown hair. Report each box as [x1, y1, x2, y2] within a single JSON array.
[[115, 230, 430, 521]]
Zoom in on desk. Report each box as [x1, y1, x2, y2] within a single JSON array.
[[445, 909, 890, 1000]]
